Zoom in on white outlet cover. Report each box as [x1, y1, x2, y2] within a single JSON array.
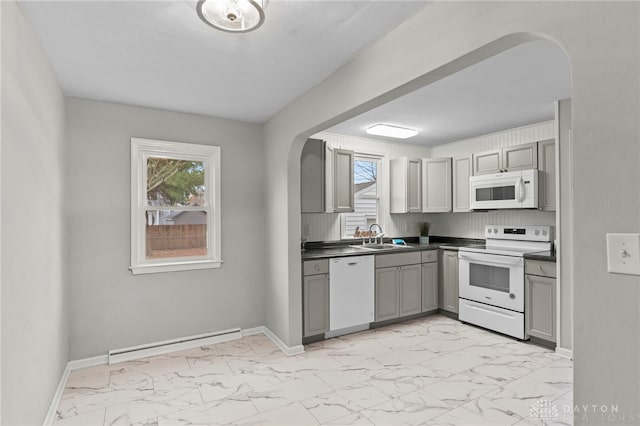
[[606, 233, 640, 275]]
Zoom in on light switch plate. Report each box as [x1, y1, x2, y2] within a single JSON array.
[[606, 233, 640, 275]]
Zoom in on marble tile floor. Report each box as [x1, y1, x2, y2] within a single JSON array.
[[54, 315, 573, 426]]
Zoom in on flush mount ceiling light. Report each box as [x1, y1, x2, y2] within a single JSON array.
[[366, 124, 418, 139], [197, 0, 266, 33]]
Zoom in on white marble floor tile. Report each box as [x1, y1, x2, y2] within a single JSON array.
[[54, 315, 573, 426], [156, 397, 258, 426], [360, 388, 451, 425], [234, 402, 319, 425], [103, 386, 203, 425], [302, 383, 390, 424], [429, 396, 523, 426], [53, 408, 106, 426], [322, 412, 374, 426], [246, 375, 334, 413], [421, 373, 498, 407]]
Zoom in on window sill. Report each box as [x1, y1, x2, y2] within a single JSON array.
[[130, 259, 223, 275]]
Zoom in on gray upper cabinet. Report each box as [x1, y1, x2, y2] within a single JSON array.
[[440, 250, 459, 314], [473, 149, 502, 175], [525, 259, 557, 343], [333, 149, 355, 212], [390, 158, 422, 213], [421, 158, 452, 213], [300, 138, 354, 213], [473, 142, 538, 175], [452, 155, 473, 212], [537, 139, 556, 211]]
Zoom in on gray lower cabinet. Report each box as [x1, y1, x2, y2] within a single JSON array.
[[399, 264, 422, 316], [375, 267, 400, 321], [421, 261, 438, 312], [440, 250, 459, 314], [525, 260, 557, 343], [375, 252, 422, 321], [303, 259, 329, 337]]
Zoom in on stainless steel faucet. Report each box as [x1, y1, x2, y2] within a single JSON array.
[[368, 223, 384, 244]]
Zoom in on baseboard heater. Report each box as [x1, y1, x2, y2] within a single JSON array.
[[108, 327, 242, 365]]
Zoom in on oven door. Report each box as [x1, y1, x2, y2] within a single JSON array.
[[458, 251, 524, 312]]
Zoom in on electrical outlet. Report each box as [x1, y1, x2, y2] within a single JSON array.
[[606, 233, 640, 275]]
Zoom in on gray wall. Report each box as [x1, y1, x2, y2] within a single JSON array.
[[264, 2, 640, 422], [66, 98, 265, 359], [1, 1, 69, 424]]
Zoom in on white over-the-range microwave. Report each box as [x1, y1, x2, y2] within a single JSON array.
[[469, 169, 539, 210]]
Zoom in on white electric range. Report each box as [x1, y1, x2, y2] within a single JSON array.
[[458, 225, 553, 339]]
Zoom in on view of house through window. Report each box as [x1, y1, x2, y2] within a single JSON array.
[[131, 138, 221, 274], [145, 158, 208, 259], [342, 155, 380, 239]]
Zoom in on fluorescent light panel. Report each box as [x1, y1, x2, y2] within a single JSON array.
[[366, 124, 418, 139]]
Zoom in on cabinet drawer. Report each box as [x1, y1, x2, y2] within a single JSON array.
[[303, 259, 329, 276], [421, 250, 438, 263], [376, 251, 422, 268], [525, 260, 556, 278]]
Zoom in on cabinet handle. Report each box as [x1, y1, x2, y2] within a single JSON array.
[[537, 265, 543, 271], [315, 265, 320, 271]]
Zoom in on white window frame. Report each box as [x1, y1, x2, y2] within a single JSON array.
[[130, 137, 222, 274], [341, 153, 382, 240]]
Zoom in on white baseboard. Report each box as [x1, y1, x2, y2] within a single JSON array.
[[43, 325, 304, 425], [261, 326, 305, 356], [108, 328, 242, 364], [555, 347, 573, 360], [43, 362, 71, 426]]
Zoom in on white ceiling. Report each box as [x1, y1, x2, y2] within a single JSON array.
[[18, 0, 427, 124], [326, 40, 571, 146], [20, 2, 570, 146]]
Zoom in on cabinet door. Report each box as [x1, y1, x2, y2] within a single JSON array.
[[407, 159, 422, 212], [334, 149, 354, 212], [441, 250, 459, 313], [422, 158, 452, 212], [473, 149, 502, 175], [503, 142, 538, 171], [452, 155, 472, 212], [375, 267, 399, 321], [525, 274, 556, 342], [300, 139, 325, 213], [399, 264, 422, 316], [421, 262, 438, 312], [303, 274, 329, 337], [538, 139, 556, 211], [325, 144, 335, 213]]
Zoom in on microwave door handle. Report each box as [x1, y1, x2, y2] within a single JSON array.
[[516, 177, 524, 202]]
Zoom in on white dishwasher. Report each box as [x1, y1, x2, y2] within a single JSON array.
[[327, 255, 375, 338]]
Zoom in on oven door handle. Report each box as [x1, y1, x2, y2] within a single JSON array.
[[459, 252, 524, 266]]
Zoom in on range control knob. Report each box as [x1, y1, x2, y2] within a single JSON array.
[[493, 228, 498, 234], [542, 230, 548, 236], [487, 229, 493, 234], [534, 229, 540, 235]]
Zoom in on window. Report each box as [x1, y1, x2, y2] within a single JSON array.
[[130, 138, 221, 274], [342, 155, 381, 239]]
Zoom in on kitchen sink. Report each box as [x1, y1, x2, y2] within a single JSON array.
[[349, 243, 412, 250]]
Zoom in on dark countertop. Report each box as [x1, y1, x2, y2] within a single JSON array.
[[301, 237, 485, 260], [524, 251, 557, 262]]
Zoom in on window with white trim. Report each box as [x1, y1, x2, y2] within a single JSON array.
[[130, 138, 221, 274], [342, 154, 381, 239]]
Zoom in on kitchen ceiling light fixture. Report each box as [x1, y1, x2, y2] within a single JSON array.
[[366, 124, 418, 139], [197, 0, 266, 33]]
